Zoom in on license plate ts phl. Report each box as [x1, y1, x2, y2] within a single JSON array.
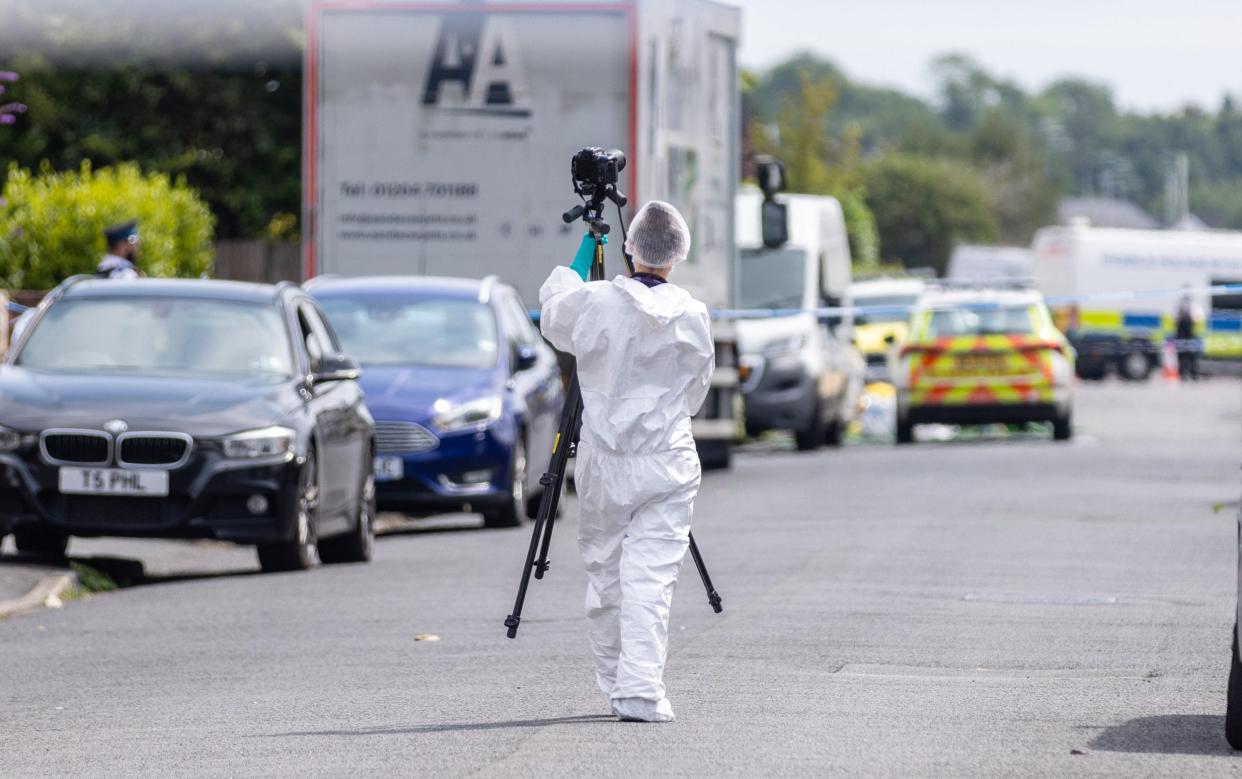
[[58, 467, 170, 497]]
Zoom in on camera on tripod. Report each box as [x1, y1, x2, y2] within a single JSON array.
[[564, 147, 628, 235], [571, 147, 625, 194]]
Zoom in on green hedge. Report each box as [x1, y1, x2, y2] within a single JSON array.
[[0, 161, 214, 289]]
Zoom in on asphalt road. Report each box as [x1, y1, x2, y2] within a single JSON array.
[[3, 379, 1241, 776]]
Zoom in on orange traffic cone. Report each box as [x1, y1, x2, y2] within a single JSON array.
[[1162, 339, 1179, 382]]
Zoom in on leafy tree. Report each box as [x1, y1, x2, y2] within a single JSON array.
[[863, 154, 999, 274], [0, 161, 214, 289], [748, 67, 881, 267], [0, 0, 302, 239]]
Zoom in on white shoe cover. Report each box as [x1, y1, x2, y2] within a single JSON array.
[[612, 697, 675, 723]]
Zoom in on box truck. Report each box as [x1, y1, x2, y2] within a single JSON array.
[[1031, 223, 1242, 379], [304, 0, 741, 466]]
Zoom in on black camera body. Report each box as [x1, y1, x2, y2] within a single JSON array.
[[571, 147, 626, 195], [564, 147, 629, 235]]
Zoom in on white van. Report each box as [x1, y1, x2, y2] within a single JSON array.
[[733, 188, 863, 450], [1031, 223, 1242, 378]]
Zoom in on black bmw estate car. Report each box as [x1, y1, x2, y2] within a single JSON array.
[[0, 277, 375, 573]]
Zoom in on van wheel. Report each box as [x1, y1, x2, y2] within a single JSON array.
[[823, 415, 843, 447], [1228, 627, 1242, 749], [895, 416, 914, 445], [13, 524, 69, 561], [1119, 349, 1152, 381], [698, 440, 732, 471], [1053, 413, 1073, 441], [795, 403, 824, 452]]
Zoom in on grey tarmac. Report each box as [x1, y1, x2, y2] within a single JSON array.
[[1, 379, 1240, 776]]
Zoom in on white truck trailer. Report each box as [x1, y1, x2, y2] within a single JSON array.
[[1031, 223, 1242, 379], [304, 0, 742, 466]]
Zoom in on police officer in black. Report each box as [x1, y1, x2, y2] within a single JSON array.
[[1175, 293, 1200, 381], [96, 221, 140, 279]]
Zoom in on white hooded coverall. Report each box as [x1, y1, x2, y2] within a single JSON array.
[[539, 265, 715, 708]]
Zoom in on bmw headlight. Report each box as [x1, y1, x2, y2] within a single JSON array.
[[221, 426, 296, 459], [0, 424, 20, 453], [432, 396, 503, 433]]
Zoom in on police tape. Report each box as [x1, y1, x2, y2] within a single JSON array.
[[704, 282, 1242, 321]]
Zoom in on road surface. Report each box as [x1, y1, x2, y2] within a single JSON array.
[[2, 379, 1240, 776]]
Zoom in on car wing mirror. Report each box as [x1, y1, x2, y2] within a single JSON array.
[[883, 333, 897, 345], [513, 344, 539, 373], [312, 352, 360, 384]]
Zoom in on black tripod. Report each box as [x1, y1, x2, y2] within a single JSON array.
[[504, 206, 722, 640]]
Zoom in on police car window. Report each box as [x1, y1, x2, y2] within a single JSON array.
[[926, 306, 1033, 337]]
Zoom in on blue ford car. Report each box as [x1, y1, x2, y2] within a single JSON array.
[[309, 276, 564, 528]]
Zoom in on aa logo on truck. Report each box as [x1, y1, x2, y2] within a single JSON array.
[[422, 14, 531, 117]]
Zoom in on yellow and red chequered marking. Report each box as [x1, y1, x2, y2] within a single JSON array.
[[905, 334, 1061, 407]]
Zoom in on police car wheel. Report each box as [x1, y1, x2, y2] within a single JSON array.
[[1227, 627, 1242, 749], [1053, 413, 1073, 441], [895, 417, 914, 445]]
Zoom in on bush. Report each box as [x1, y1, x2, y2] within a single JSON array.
[[0, 161, 214, 289], [864, 154, 999, 275]]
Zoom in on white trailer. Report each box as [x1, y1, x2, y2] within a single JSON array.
[[1031, 223, 1242, 374], [304, 0, 742, 463]]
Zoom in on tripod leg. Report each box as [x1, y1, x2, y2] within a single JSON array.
[[687, 531, 723, 613], [504, 497, 550, 638], [505, 373, 582, 636]]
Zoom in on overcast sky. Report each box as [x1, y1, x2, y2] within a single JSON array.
[[731, 0, 1242, 113]]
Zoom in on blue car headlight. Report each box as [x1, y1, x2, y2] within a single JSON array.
[[432, 395, 502, 433]]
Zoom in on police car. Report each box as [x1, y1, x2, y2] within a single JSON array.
[[893, 284, 1075, 443]]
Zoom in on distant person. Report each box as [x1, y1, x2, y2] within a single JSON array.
[[1174, 293, 1201, 381], [96, 221, 140, 279]]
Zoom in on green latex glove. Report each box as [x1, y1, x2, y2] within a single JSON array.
[[569, 232, 607, 280]]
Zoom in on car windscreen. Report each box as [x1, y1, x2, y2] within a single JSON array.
[[317, 297, 499, 369], [15, 297, 294, 379], [738, 248, 806, 310], [924, 305, 1034, 338], [854, 294, 919, 324]]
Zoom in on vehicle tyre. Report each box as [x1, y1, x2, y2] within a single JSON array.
[[895, 415, 914, 445], [1053, 412, 1073, 441], [1227, 626, 1242, 749], [13, 523, 69, 561], [318, 468, 375, 565], [484, 437, 526, 529], [823, 415, 843, 448], [794, 401, 824, 452], [1118, 349, 1152, 381], [257, 448, 320, 573], [697, 440, 732, 471]]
